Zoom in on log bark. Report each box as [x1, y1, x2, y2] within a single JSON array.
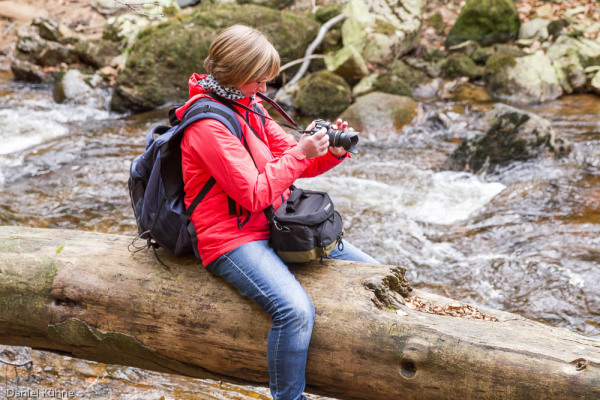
[[0, 226, 598, 399]]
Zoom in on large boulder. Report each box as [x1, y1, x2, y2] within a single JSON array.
[[442, 103, 571, 174], [446, 0, 520, 47], [110, 4, 319, 112], [338, 92, 418, 140], [485, 51, 563, 104], [341, 0, 423, 68], [293, 71, 351, 119]]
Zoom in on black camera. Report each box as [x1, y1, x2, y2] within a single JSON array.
[[309, 119, 359, 154]]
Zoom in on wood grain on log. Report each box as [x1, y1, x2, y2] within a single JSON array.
[[0, 226, 598, 399]]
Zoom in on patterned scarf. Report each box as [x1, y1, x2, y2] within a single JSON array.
[[199, 75, 246, 100]]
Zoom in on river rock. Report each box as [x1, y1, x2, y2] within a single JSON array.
[[441, 52, 483, 80], [447, 40, 480, 57], [32, 17, 79, 44], [546, 35, 600, 68], [74, 39, 123, 69], [338, 92, 418, 140], [111, 4, 319, 112], [53, 69, 107, 109], [352, 74, 379, 98], [92, 0, 129, 15], [10, 59, 53, 83], [324, 45, 369, 84], [14, 25, 77, 70], [485, 51, 562, 104], [441, 103, 571, 173], [553, 56, 587, 94], [341, 0, 423, 67], [446, 0, 520, 47], [518, 18, 550, 42], [293, 71, 351, 119]]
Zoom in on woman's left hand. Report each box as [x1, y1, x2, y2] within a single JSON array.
[[329, 119, 350, 157]]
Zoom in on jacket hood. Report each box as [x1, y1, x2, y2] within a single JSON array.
[[176, 73, 258, 120]]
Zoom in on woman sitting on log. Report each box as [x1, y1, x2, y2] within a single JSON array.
[[177, 24, 377, 400]]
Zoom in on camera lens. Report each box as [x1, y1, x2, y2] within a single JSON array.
[[327, 129, 359, 153]]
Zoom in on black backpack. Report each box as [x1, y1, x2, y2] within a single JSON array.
[[128, 97, 245, 262]]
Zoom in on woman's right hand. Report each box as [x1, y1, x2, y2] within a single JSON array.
[[297, 121, 329, 159]]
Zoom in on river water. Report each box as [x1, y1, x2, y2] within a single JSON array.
[[0, 67, 598, 398]]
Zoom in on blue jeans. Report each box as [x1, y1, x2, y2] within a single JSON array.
[[207, 239, 377, 400]]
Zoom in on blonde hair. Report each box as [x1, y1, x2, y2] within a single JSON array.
[[204, 25, 280, 88]]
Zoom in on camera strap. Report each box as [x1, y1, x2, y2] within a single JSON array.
[[206, 92, 305, 133]]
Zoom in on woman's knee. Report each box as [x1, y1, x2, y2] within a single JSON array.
[[276, 295, 315, 332]]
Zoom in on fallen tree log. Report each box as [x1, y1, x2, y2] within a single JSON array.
[[0, 226, 598, 399]]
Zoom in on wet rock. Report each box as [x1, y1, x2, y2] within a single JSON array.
[[10, 59, 54, 83], [53, 69, 107, 109], [446, 82, 492, 103], [404, 56, 443, 78], [518, 18, 550, 42], [446, 0, 520, 47], [338, 92, 418, 140], [442, 103, 571, 173], [324, 45, 369, 85], [471, 46, 495, 64], [294, 70, 351, 119], [485, 51, 562, 104], [111, 4, 319, 112], [341, 0, 423, 67]]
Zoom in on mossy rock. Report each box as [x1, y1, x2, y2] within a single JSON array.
[[442, 103, 570, 173], [293, 70, 351, 119], [110, 4, 319, 112], [339, 92, 418, 140], [471, 46, 495, 64], [446, 0, 520, 47], [484, 52, 517, 77], [442, 53, 483, 79], [314, 4, 344, 24], [372, 73, 413, 97]]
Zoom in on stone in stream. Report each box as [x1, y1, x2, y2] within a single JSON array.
[[441, 103, 571, 174]]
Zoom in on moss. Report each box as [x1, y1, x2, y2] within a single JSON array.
[[426, 12, 445, 35], [423, 47, 447, 63], [446, 0, 521, 47], [442, 53, 480, 79], [372, 74, 413, 98], [111, 4, 319, 112], [471, 46, 494, 64], [314, 4, 344, 24], [294, 70, 351, 119], [373, 19, 397, 36], [484, 53, 516, 76]]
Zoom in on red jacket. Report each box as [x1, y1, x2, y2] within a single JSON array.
[[179, 73, 345, 265]]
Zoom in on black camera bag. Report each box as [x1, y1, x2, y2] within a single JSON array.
[[269, 188, 344, 263]]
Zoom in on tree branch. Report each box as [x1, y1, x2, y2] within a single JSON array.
[[277, 13, 346, 93]]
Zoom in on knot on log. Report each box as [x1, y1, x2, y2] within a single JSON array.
[[363, 266, 412, 309], [571, 358, 588, 371]]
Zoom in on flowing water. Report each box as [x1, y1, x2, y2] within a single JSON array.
[[0, 67, 598, 397]]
